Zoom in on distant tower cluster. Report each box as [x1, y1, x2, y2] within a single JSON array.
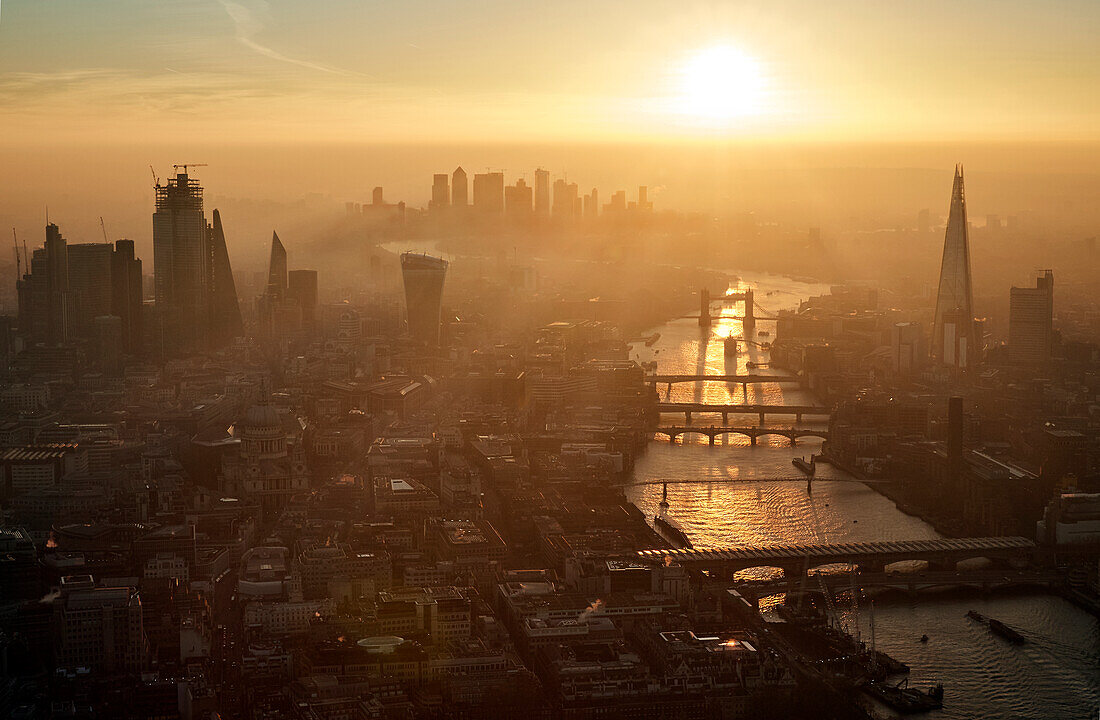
[[420, 165, 651, 224], [931, 166, 977, 370], [16, 223, 144, 372], [401, 252, 448, 347], [152, 169, 243, 355], [257, 231, 318, 341]]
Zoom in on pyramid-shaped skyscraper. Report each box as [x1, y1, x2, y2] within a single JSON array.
[[931, 165, 976, 368]]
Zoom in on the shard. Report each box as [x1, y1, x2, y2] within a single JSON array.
[[930, 165, 976, 369]]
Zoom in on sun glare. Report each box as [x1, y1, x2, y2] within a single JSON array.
[[677, 45, 766, 122]]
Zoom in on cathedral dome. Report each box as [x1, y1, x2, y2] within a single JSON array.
[[243, 404, 280, 432]]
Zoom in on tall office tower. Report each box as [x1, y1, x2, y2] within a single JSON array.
[[583, 189, 599, 219], [372, 186, 385, 206], [1009, 270, 1054, 365], [930, 165, 976, 369], [44, 223, 71, 345], [56, 576, 145, 673], [206, 209, 243, 347], [638, 186, 653, 211], [472, 172, 504, 213], [111, 239, 143, 355], [67, 243, 114, 338], [267, 231, 288, 297], [16, 224, 68, 346], [154, 170, 209, 353], [505, 178, 533, 218], [552, 179, 578, 219], [604, 190, 627, 214], [401, 252, 448, 347], [431, 173, 450, 210], [451, 167, 468, 207], [534, 168, 550, 217], [288, 269, 319, 329]]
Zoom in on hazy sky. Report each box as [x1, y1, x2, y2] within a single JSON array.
[[1, 0, 1099, 145]]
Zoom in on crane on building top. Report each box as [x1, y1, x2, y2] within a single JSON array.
[[173, 163, 208, 174], [150, 165, 160, 187], [100, 217, 109, 244]]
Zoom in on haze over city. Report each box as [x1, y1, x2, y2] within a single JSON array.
[[0, 1, 1097, 719]]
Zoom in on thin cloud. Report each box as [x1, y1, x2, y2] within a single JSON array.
[[217, 0, 364, 78]]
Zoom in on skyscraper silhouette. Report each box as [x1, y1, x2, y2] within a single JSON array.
[[452, 167, 468, 208], [206, 209, 243, 347], [534, 168, 550, 217], [111, 239, 143, 354], [401, 253, 448, 347], [472, 172, 504, 213], [931, 165, 976, 369], [431, 173, 450, 210], [154, 170, 208, 353], [268, 231, 288, 297]]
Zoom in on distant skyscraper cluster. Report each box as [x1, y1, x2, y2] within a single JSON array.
[[16, 223, 143, 373], [257, 231, 319, 341], [152, 169, 243, 354], [348, 166, 654, 226]]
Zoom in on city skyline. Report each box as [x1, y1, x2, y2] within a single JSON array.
[[0, 2, 1097, 718]]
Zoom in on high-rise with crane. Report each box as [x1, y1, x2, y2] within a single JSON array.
[[152, 166, 241, 355]]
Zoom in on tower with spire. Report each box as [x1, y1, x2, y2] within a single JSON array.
[[931, 165, 977, 369]]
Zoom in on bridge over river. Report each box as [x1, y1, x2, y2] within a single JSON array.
[[657, 402, 830, 424], [655, 425, 829, 446], [633, 536, 1037, 578]]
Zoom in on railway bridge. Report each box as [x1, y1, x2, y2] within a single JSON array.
[[657, 402, 830, 424], [634, 536, 1037, 579], [655, 425, 829, 446]]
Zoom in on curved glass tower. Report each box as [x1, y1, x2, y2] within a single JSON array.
[[401, 252, 448, 347]]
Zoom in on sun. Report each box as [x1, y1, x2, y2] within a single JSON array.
[[677, 45, 766, 121]]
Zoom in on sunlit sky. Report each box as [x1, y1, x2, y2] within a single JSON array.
[[0, 0, 1099, 144]]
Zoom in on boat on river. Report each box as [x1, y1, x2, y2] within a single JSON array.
[[864, 679, 944, 714], [654, 483, 693, 549], [966, 611, 1026, 644], [723, 335, 738, 356]]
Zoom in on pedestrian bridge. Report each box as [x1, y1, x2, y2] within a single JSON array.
[[635, 536, 1036, 576]]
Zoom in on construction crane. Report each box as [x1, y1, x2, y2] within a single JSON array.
[[172, 163, 207, 174], [150, 165, 160, 187], [100, 217, 109, 244]]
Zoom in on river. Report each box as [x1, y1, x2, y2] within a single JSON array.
[[624, 272, 1100, 720]]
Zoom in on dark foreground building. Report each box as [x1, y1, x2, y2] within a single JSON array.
[[401, 252, 448, 347]]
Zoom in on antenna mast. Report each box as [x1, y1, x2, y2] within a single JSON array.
[[12, 228, 21, 278]]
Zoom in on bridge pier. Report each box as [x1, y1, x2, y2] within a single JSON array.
[[685, 411, 691, 423], [708, 435, 715, 446], [741, 382, 748, 397], [796, 412, 802, 423], [669, 434, 676, 444], [758, 412, 765, 424], [722, 411, 728, 423], [749, 434, 757, 446], [790, 436, 797, 447]]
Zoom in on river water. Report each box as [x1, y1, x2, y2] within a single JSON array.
[[625, 273, 1100, 720]]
